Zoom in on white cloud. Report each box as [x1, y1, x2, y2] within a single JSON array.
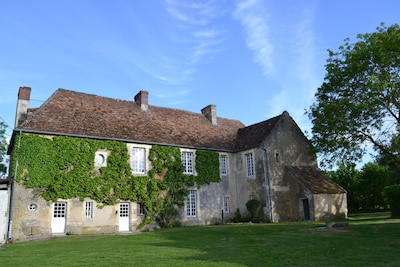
[[164, 0, 226, 67], [233, 0, 275, 78]]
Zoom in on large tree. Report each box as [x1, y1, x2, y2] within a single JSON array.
[[308, 23, 400, 167], [0, 121, 8, 177]]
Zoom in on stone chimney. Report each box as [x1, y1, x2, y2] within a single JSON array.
[[201, 104, 217, 125], [15, 86, 31, 128], [134, 90, 149, 112]]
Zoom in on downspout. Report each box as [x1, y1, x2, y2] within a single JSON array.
[[7, 130, 21, 241], [260, 145, 274, 223]]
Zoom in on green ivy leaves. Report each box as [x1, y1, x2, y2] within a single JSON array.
[[12, 134, 221, 227]]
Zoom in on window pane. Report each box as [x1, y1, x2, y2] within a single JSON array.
[[186, 190, 196, 217], [182, 152, 193, 174], [132, 147, 145, 173], [246, 153, 254, 177], [85, 202, 93, 218], [220, 155, 228, 175], [224, 197, 229, 213]]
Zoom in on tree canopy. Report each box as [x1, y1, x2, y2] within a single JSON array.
[[308, 23, 400, 167], [0, 121, 8, 177]]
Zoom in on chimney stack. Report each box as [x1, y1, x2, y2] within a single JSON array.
[[134, 90, 149, 112], [15, 86, 31, 128], [201, 104, 217, 125]]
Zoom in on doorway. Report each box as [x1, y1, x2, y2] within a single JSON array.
[[302, 198, 311, 221], [119, 203, 130, 232], [52, 202, 67, 234]]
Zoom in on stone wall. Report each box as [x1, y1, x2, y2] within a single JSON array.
[[10, 184, 143, 241]]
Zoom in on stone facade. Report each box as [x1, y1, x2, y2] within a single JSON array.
[[5, 87, 347, 241]]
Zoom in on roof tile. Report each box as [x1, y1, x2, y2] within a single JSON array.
[[285, 166, 346, 194], [19, 89, 246, 150]]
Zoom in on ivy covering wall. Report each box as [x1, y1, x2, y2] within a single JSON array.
[[11, 133, 221, 227]]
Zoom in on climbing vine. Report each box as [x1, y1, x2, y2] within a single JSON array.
[[12, 133, 221, 227]]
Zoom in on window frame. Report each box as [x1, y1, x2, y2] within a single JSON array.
[[181, 151, 194, 174], [219, 154, 228, 176], [186, 190, 197, 217], [85, 201, 93, 219], [132, 147, 146, 174], [223, 196, 230, 214], [245, 152, 255, 177]]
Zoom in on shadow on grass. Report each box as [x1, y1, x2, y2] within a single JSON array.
[[348, 211, 396, 224], [147, 213, 400, 266]]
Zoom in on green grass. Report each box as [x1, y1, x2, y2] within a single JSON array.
[[1, 213, 400, 266]]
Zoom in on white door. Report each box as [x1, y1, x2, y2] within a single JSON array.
[[52, 202, 67, 234], [119, 203, 130, 232], [0, 190, 9, 243]]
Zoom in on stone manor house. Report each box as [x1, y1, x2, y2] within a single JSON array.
[[0, 86, 347, 242]]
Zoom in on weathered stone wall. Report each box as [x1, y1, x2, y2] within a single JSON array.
[[261, 114, 317, 222], [11, 184, 143, 241], [11, 183, 52, 240], [314, 193, 348, 221]]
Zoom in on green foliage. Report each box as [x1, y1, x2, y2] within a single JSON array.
[[308, 23, 400, 168], [246, 199, 262, 220], [12, 133, 221, 227], [233, 208, 243, 223], [358, 163, 389, 211], [0, 121, 8, 177], [194, 149, 221, 185], [327, 162, 390, 212], [384, 184, 400, 217]]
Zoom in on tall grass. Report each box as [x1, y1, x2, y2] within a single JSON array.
[[1, 213, 399, 266]]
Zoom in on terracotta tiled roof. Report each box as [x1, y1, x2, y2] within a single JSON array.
[[236, 114, 282, 150], [285, 166, 346, 194], [18, 89, 246, 151]]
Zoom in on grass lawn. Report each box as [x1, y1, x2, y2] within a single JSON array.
[[1, 213, 399, 266]]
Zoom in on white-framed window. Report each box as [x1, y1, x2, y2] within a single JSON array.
[[223, 196, 229, 213], [85, 202, 93, 218], [186, 190, 197, 217], [182, 151, 194, 174], [132, 147, 146, 174], [219, 154, 228, 176], [245, 152, 254, 177]]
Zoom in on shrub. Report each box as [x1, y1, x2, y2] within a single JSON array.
[[384, 184, 400, 217], [246, 199, 262, 220]]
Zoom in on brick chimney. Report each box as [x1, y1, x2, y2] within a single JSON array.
[[15, 86, 31, 128], [134, 90, 149, 112], [201, 104, 217, 125]]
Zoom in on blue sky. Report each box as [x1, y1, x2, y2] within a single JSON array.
[[1, 0, 399, 153]]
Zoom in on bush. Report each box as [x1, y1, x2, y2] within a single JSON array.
[[246, 199, 262, 220], [384, 184, 400, 217]]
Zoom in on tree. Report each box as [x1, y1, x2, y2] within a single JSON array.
[[0, 121, 8, 177], [308, 23, 400, 168], [358, 162, 389, 211]]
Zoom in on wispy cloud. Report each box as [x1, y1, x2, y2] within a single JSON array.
[[265, 6, 319, 132], [233, 0, 275, 78], [163, 0, 226, 73]]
